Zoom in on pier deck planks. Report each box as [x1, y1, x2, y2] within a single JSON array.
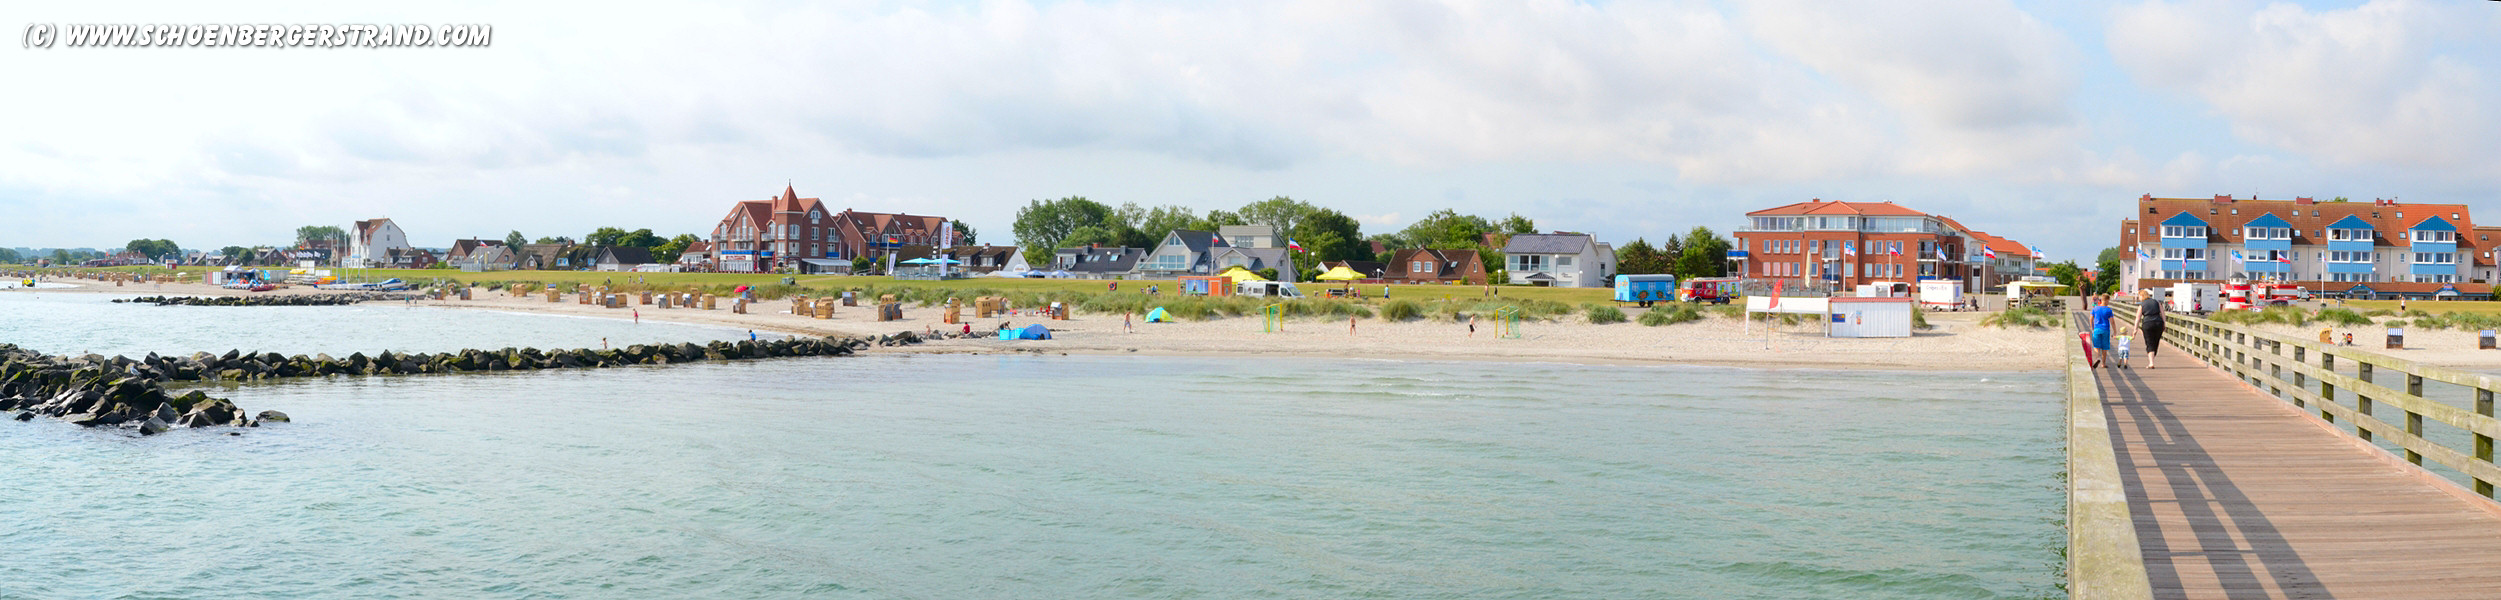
[[2097, 350, 2501, 599]]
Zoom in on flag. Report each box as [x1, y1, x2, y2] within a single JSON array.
[[2136, 247, 2152, 263], [1770, 280, 1783, 309], [2275, 251, 2291, 264], [1843, 242, 1856, 256], [1287, 238, 1304, 252], [1983, 246, 1999, 260], [2030, 245, 2043, 258], [1889, 242, 1901, 257], [2230, 250, 2245, 263]]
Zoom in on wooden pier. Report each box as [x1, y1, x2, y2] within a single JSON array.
[[2068, 306, 2501, 598]]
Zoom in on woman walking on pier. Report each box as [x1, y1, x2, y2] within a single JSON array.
[[2137, 289, 2166, 368]]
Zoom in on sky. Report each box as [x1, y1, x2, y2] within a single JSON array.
[[3, 0, 2497, 261]]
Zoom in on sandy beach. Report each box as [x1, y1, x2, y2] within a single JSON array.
[[17, 277, 2076, 371]]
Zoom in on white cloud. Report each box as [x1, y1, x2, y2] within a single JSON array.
[[2110, 0, 2501, 178]]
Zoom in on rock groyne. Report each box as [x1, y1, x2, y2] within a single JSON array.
[[0, 332, 936, 434], [112, 293, 413, 307], [0, 345, 250, 434]]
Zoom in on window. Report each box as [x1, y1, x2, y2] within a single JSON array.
[[1411, 260, 1431, 274], [2412, 230, 2455, 243], [2148, 207, 2158, 214], [2231, 208, 2239, 215], [2161, 225, 2208, 238], [2160, 248, 2207, 260], [1511, 255, 1547, 272], [2329, 228, 2371, 242], [2414, 253, 2457, 264]]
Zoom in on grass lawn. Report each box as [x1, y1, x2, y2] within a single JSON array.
[[2339, 299, 2501, 315], [49, 265, 1615, 304]]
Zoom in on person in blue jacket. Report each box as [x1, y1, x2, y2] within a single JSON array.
[[2089, 295, 2115, 368]]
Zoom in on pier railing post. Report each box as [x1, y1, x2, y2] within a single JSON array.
[[2481, 388, 2497, 498], [2405, 375, 2425, 465]]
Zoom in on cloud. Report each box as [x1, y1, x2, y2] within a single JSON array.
[[1744, 0, 2089, 177], [2111, 0, 2501, 179]]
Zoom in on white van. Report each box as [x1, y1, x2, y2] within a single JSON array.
[[2170, 282, 2220, 314], [1237, 281, 1305, 298]]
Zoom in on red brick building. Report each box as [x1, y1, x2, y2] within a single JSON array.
[[1734, 199, 2035, 291], [708, 185, 954, 273]]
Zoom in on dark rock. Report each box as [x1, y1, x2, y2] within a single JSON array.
[[255, 410, 289, 423]]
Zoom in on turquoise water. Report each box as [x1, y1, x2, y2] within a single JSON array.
[[0, 294, 2064, 599]]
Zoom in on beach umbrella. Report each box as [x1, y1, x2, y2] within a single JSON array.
[[900, 258, 933, 265]]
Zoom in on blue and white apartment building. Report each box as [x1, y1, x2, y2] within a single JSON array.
[[2118, 195, 2495, 299]]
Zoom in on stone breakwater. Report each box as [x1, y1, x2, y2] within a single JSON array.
[[112, 293, 415, 307], [0, 331, 946, 435], [0, 345, 255, 435]]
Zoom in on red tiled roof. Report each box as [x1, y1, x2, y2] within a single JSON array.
[[1748, 199, 1928, 217]]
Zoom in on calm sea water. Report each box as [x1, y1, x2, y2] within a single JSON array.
[[0, 291, 750, 357], [0, 292, 2064, 599]]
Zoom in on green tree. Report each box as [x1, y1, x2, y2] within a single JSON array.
[[296, 225, 347, 247], [1499, 213, 1536, 235], [534, 236, 574, 245], [653, 233, 701, 264], [1399, 209, 1495, 249], [949, 220, 978, 246], [1673, 226, 1731, 279], [1190, 209, 1247, 232], [1238, 196, 1317, 243], [1013, 196, 1117, 266], [1616, 238, 1671, 275], [2094, 254, 2123, 296], [124, 239, 180, 261], [2046, 261, 2083, 290], [505, 231, 527, 248], [1123, 204, 1201, 247], [51, 249, 72, 265], [0, 248, 19, 264], [585, 227, 664, 249], [1059, 225, 1125, 250], [851, 256, 875, 275], [1292, 208, 1366, 262], [217, 246, 251, 262]]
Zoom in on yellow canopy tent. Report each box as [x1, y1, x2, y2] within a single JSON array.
[[1315, 265, 1365, 295], [1314, 266, 1365, 281], [1218, 266, 1267, 283]]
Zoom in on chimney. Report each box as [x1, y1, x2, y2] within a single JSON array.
[[2213, 194, 2232, 203], [1811, 198, 1822, 203], [2295, 196, 2314, 205], [2140, 194, 2154, 202]]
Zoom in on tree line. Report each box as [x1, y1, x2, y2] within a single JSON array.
[[1014, 195, 1734, 282]]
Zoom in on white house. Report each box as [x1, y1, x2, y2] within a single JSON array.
[[1136, 230, 1228, 278], [1501, 233, 1615, 287], [1218, 225, 1280, 249], [347, 218, 410, 268]]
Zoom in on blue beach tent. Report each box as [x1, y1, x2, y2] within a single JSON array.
[[1016, 324, 1053, 340], [1145, 307, 1170, 323]]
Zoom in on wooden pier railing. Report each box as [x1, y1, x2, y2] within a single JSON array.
[[2119, 302, 2501, 499], [2065, 310, 2154, 600]]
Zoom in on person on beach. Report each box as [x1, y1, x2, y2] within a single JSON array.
[[1349, 315, 1357, 336], [2137, 289, 2166, 369], [601, 337, 608, 349], [2089, 295, 2115, 368], [632, 309, 639, 324], [747, 330, 756, 341], [1123, 312, 1133, 334], [1468, 315, 1478, 338]]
